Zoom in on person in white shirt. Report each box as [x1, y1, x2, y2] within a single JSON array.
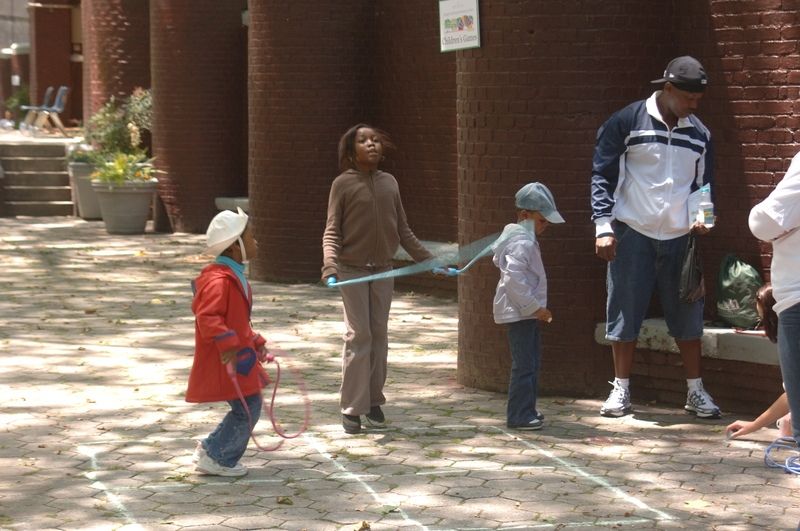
[[749, 153, 800, 444]]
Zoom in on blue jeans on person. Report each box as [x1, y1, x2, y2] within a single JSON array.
[[506, 319, 541, 427], [778, 302, 800, 445], [606, 222, 704, 341], [203, 393, 262, 467]]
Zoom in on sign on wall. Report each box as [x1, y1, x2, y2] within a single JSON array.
[[439, 0, 480, 53]]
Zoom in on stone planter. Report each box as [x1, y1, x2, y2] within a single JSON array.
[[68, 162, 101, 219], [91, 179, 158, 234]]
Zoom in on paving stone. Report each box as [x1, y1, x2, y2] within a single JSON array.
[[3, 217, 800, 530]]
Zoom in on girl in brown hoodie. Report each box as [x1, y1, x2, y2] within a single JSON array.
[[322, 124, 433, 434]]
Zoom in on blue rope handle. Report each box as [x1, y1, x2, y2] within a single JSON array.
[[764, 436, 800, 474]]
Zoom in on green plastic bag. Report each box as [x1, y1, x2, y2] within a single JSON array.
[[716, 254, 762, 329]]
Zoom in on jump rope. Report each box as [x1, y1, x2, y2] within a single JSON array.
[[764, 437, 800, 475], [225, 344, 312, 452], [224, 230, 536, 451]]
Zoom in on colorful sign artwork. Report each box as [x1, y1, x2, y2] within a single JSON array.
[[439, 0, 480, 52]]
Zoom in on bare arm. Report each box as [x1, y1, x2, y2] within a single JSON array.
[[726, 393, 789, 439]]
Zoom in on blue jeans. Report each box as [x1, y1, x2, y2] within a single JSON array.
[[606, 223, 703, 341], [203, 393, 262, 467], [506, 319, 541, 427], [778, 302, 800, 444]]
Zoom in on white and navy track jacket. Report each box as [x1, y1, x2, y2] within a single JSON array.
[[590, 92, 714, 241]]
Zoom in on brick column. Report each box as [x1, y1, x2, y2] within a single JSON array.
[[81, 0, 149, 124], [456, 1, 673, 395], [248, 1, 374, 281], [150, 0, 247, 233]]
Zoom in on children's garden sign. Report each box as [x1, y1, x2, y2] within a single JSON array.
[[439, 0, 480, 52]]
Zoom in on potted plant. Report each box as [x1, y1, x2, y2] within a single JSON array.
[[90, 151, 157, 234], [66, 143, 102, 220]]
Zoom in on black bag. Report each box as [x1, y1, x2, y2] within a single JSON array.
[[679, 234, 705, 303]]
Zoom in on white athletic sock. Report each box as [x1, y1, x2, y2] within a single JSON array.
[[614, 377, 630, 389], [687, 377, 702, 391]]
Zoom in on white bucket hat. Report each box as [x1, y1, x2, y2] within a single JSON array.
[[206, 207, 249, 257]]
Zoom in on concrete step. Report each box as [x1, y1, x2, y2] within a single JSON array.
[[4, 171, 69, 186], [4, 201, 73, 216], [5, 186, 72, 202], [1, 157, 67, 172], [0, 142, 69, 158]]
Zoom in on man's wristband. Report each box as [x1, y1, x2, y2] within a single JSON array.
[[596, 232, 614, 239]]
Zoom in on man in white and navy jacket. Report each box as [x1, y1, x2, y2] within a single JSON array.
[[591, 56, 721, 419]]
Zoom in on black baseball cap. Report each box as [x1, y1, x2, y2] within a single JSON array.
[[651, 56, 708, 92]]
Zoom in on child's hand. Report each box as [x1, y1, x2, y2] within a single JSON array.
[[725, 420, 756, 439], [220, 350, 236, 364], [534, 307, 553, 323], [257, 345, 269, 363]]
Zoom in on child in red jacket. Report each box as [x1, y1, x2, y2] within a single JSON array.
[[187, 208, 268, 477]]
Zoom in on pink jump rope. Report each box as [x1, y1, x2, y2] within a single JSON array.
[[225, 344, 311, 451]]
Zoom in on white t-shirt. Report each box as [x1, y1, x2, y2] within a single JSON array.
[[749, 151, 800, 315]]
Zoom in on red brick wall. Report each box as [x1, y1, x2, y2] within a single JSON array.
[[150, 0, 247, 233], [621, 0, 798, 411], [81, 0, 149, 124], [248, 1, 375, 281], [373, 2, 458, 243], [457, 1, 674, 395]]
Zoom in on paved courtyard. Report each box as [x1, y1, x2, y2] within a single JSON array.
[[0, 216, 798, 530]]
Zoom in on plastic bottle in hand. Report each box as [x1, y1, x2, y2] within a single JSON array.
[[696, 184, 714, 228]]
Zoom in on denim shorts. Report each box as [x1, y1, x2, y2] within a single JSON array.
[[606, 222, 703, 342]]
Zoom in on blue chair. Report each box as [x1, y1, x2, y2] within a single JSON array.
[[20, 86, 54, 129], [34, 85, 69, 136]]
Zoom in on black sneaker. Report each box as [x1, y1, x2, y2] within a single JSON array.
[[342, 414, 361, 434], [365, 406, 386, 428], [508, 418, 544, 431]]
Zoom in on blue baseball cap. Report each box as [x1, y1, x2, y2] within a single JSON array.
[[515, 182, 565, 223]]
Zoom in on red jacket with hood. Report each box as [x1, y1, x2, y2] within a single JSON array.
[[186, 263, 267, 403]]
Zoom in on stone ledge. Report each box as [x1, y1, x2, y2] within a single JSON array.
[[215, 196, 249, 212], [594, 318, 778, 366]]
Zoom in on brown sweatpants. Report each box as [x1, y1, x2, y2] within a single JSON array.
[[338, 264, 394, 416]]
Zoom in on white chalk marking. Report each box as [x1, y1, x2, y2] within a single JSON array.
[[492, 426, 673, 521], [77, 445, 143, 529], [303, 433, 429, 530]]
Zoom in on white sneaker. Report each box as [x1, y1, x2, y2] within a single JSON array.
[[600, 380, 632, 417], [685, 383, 721, 418], [195, 453, 248, 477], [191, 441, 205, 464]]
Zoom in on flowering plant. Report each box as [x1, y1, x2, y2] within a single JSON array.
[[86, 87, 152, 156], [91, 152, 155, 184]]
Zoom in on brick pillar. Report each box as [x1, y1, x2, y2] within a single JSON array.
[[81, 0, 150, 124], [456, 1, 673, 395], [150, 0, 247, 233], [373, 1, 457, 243], [248, 1, 374, 281]]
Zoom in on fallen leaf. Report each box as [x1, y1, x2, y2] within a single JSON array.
[[684, 499, 711, 509], [277, 496, 293, 505]]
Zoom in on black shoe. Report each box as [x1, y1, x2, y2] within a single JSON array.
[[365, 406, 386, 428], [507, 418, 544, 431], [342, 414, 361, 434]]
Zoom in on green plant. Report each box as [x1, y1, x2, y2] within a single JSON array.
[[66, 143, 97, 163], [91, 152, 155, 184], [4, 85, 29, 124], [86, 88, 152, 156]]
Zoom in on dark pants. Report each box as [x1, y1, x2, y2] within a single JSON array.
[[506, 319, 541, 427]]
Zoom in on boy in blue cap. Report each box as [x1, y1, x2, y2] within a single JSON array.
[[492, 182, 565, 430]]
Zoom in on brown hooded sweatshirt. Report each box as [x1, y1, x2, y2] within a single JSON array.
[[322, 168, 433, 280]]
